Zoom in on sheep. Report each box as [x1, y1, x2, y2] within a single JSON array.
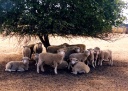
[[47, 43, 68, 53], [65, 44, 86, 53], [33, 42, 43, 54], [69, 58, 90, 75], [98, 49, 113, 66], [22, 46, 31, 58], [5, 57, 30, 72], [69, 50, 90, 63], [58, 46, 80, 61], [86, 48, 95, 68], [28, 43, 35, 58], [36, 49, 65, 74], [93, 47, 100, 66]]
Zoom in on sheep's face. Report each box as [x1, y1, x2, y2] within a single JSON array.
[[70, 58, 78, 64], [74, 47, 80, 53], [22, 57, 29, 64], [57, 49, 65, 55], [34, 53, 39, 61], [84, 50, 90, 56]]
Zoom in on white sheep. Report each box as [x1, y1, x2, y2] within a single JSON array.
[[98, 49, 113, 66], [86, 48, 95, 68], [36, 49, 65, 74], [93, 47, 100, 66], [69, 58, 90, 75], [22, 46, 31, 58], [69, 50, 90, 63], [5, 57, 30, 72]]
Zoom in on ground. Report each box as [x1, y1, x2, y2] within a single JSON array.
[[0, 34, 128, 91]]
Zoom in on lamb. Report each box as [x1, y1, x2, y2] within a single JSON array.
[[28, 43, 35, 58], [98, 49, 113, 66], [86, 48, 95, 68], [5, 57, 30, 72], [22, 46, 31, 58], [69, 58, 90, 75], [69, 50, 90, 63], [36, 49, 65, 74]]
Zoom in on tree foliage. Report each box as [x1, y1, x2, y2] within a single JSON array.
[[0, 0, 126, 48]]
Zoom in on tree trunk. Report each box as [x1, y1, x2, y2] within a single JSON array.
[[38, 34, 51, 51]]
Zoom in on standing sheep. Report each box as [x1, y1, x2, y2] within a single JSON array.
[[37, 49, 65, 74], [69, 50, 90, 63], [33, 42, 43, 54], [5, 57, 30, 72], [22, 46, 31, 58], [87, 48, 95, 68], [94, 47, 100, 66], [28, 43, 35, 58], [65, 44, 86, 53], [69, 58, 90, 75], [58, 46, 80, 61], [98, 49, 113, 66]]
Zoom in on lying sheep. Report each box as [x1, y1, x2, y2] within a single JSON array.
[[94, 47, 100, 66], [69, 50, 90, 63], [33, 42, 43, 54], [22, 46, 31, 58], [37, 49, 65, 74], [87, 48, 95, 68], [98, 49, 113, 66], [5, 57, 30, 72], [65, 44, 86, 53], [69, 58, 90, 75], [47, 43, 68, 53]]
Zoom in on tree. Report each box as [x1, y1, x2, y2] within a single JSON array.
[[0, 0, 126, 49]]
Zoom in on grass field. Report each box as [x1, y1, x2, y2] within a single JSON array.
[[0, 34, 128, 91]]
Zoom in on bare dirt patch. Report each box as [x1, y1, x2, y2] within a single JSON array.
[[0, 34, 128, 91]]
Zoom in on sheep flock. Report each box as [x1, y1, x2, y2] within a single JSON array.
[[5, 42, 113, 75]]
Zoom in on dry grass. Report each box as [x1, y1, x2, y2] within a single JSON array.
[[0, 34, 128, 91]]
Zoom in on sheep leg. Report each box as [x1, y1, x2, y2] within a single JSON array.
[[17, 67, 25, 72], [37, 60, 42, 73], [53, 62, 58, 74], [92, 60, 95, 68], [71, 68, 77, 75], [40, 63, 44, 72], [5, 69, 15, 72]]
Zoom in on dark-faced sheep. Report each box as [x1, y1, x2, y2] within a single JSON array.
[[37, 49, 65, 74], [5, 57, 30, 72]]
